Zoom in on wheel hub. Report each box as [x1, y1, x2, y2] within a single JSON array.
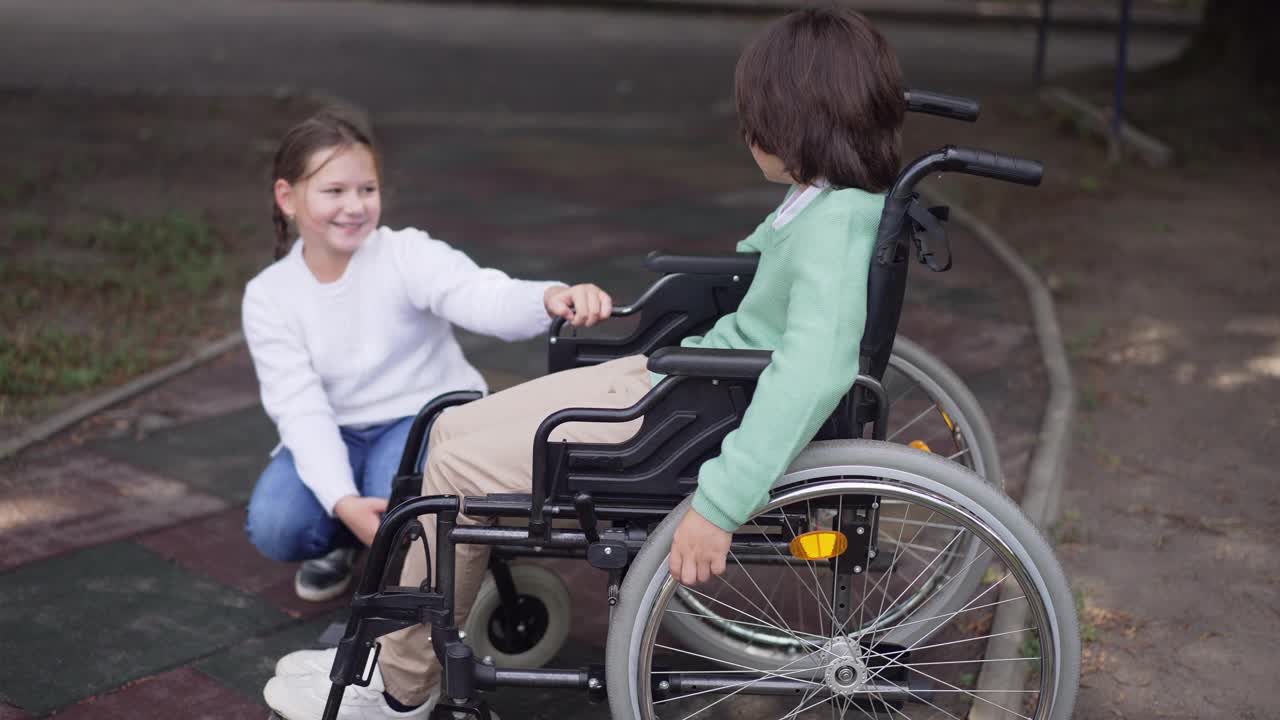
[[823, 638, 869, 696], [487, 595, 549, 653]]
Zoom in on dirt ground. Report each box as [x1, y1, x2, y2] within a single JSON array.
[[0, 90, 321, 439], [906, 91, 1280, 718]]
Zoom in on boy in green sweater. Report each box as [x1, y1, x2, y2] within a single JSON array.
[[264, 7, 906, 718]]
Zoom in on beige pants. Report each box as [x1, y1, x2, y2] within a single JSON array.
[[378, 355, 652, 703]]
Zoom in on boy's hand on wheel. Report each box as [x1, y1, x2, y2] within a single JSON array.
[[334, 495, 388, 547], [545, 284, 613, 327], [670, 508, 732, 586]]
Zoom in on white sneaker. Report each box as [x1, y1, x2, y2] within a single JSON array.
[[263, 671, 436, 720], [274, 648, 384, 692]]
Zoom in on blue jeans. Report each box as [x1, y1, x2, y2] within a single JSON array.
[[245, 416, 416, 562]]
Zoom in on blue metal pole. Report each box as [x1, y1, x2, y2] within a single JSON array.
[[1034, 0, 1053, 87], [1112, 0, 1133, 154]]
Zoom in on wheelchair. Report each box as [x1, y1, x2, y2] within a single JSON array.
[[319, 91, 1080, 720]]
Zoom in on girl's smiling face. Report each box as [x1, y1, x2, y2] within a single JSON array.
[[275, 143, 381, 260]]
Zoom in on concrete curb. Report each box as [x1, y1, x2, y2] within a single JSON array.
[[0, 332, 246, 462], [417, 0, 1198, 32], [922, 189, 1075, 718], [1040, 86, 1175, 167]]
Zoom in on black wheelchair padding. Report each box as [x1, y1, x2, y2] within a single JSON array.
[[547, 270, 749, 370], [389, 390, 484, 510], [528, 350, 884, 535]]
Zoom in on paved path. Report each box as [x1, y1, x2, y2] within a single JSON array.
[[0, 1, 1187, 715]]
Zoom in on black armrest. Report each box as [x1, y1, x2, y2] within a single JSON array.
[[647, 346, 772, 379], [643, 251, 760, 276]]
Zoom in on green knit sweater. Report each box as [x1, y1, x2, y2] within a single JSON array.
[[684, 185, 884, 531]]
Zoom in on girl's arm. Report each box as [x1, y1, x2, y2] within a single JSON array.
[[242, 284, 358, 516], [390, 228, 565, 341]]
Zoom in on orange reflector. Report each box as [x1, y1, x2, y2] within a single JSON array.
[[940, 410, 955, 432], [789, 530, 848, 561], [910, 440, 933, 453]]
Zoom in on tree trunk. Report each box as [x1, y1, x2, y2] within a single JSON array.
[[1180, 0, 1280, 89]]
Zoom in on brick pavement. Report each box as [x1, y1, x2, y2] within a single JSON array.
[[0, 124, 1043, 720]]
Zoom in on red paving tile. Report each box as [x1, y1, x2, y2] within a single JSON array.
[[0, 703, 31, 719], [0, 451, 227, 573], [53, 667, 263, 720], [135, 507, 350, 619]]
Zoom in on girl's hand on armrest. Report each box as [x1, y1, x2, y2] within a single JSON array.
[[669, 508, 732, 586], [334, 495, 388, 547], [544, 284, 613, 327]]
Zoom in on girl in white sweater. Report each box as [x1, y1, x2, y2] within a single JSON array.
[[242, 108, 612, 601]]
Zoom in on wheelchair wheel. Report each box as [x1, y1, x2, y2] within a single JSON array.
[[462, 563, 572, 668], [882, 335, 1003, 488], [607, 440, 1078, 720], [663, 338, 1005, 665]]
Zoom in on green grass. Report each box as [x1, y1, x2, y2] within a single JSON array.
[[8, 211, 49, 244], [1, 211, 231, 403], [1066, 319, 1104, 359], [0, 328, 164, 396], [1075, 590, 1099, 643], [1020, 629, 1041, 659], [0, 172, 38, 206]]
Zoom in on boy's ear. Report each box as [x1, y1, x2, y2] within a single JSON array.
[[274, 178, 297, 218]]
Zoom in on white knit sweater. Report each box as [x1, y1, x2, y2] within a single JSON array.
[[242, 226, 562, 514]]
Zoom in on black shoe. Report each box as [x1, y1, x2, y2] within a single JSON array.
[[294, 547, 356, 602]]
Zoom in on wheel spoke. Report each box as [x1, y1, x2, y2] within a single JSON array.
[[654, 664, 822, 706], [860, 547, 994, 661], [865, 569, 1007, 663], [663, 607, 827, 644], [664, 647, 829, 720], [675, 583, 832, 654], [840, 509, 949, 639], [886, 403, 939, 442], [749, 518, 842, 632], [654, 643, 827, 683], [857, 642, 1035, 720]]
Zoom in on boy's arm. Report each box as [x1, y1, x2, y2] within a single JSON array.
[[242, 285, 357, 516], [391, 228, 564, 341], [691, 208, 875, 531], [734, 211, 776, 254]]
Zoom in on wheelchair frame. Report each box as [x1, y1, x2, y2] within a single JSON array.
[[319, 91, 1046, 720]]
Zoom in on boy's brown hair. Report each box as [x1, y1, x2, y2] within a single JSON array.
[[735, 7, 905, 192]]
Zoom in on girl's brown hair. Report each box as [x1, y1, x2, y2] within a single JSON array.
[[271, 107, 382, 259], [735, 7, 905, 192]]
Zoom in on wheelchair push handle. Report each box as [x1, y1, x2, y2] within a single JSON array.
[[904, 89, 980, 122], [892, 144, 1044, 199], [941, 146, 1044, 187]]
